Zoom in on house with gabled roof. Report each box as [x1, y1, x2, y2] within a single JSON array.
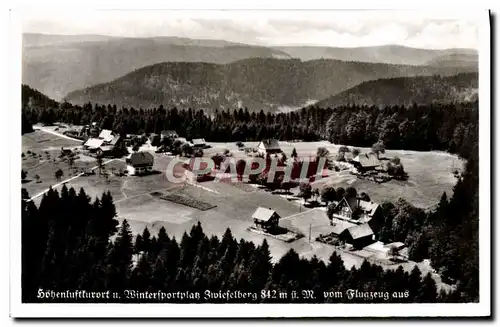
[[83, 138, 105, 151], [257, 139, 282, 156], [352, 153, 381, 172], [252, 207, 281, 230], [329, 196, 380, 225], [98, 129, 114, 142], [126, 151, 154, 175], [339, 224, 375, 249]]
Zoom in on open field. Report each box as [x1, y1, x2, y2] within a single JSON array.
[[208, 140, 463, 209], [22, 130, 457, 290]]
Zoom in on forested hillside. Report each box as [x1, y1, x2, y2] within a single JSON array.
[[23, 84, 478, 158], [315, 73, 478, 108], [63, 59, 477, 113], [23, 34, 292, 100]]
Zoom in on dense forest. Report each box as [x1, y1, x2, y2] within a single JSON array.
[[22, 184, 469, 303], [23, 85, 478, 159], [315, 73, 478, 108], [63, 59, 476, 112]]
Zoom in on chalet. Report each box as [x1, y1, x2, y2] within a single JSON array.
[[83, 138, 105, 151], [352, 153, 381, 172], [252, 207, 281, 230], [329, 196, 380, 224], [192, 138, 207, 149], [339, 224, 375, 249], [99, 129, 114, 142], [257, 139, 282, 156], [126, 152, 154, 175]]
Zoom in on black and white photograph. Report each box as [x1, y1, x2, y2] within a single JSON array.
[[9, 7, 491, 318]]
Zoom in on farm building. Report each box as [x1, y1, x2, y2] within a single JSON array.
[[339, 224, 375, 249], [329, 196, 380, 224], [83, 138, 105, 151], [96, 145, 115, 157], [352, 153, 382, 172], [126, 152, 154, 175], [98, 129, 114, 142], [257, 139, 282, 156], [252, 207, 281, 230], [192, 138, 207, 148]]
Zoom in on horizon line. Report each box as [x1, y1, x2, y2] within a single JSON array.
[[22, 32, 479, 51]]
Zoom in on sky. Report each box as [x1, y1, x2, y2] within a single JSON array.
[[19, 10, 481, 49]]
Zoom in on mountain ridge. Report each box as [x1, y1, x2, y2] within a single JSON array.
[[23, 33, 478, 101], [64, 58, 478, 112], [314, 72, 478, 108]]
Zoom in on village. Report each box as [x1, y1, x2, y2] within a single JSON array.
[[21, 121, 462, 285]]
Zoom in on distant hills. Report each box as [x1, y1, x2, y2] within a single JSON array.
[[64, 58, 477, 112], [314, 72, 478, 108], [23, 33, 478, 102], [22, 34, 292, 100], [274, 45, 477, 66]]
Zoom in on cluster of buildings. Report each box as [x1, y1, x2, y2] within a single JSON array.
[[251, 193, 406, 257], [81, 125, 123, 158]]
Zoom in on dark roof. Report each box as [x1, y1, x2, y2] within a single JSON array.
[[252, 207, 280, 222], [259, 139, 281, 150], [127, 152, 154, 167], [346, 224, 374, 239]]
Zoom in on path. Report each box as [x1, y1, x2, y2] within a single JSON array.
[[33, 126, 83, 143], [28, 158, 116, 201]]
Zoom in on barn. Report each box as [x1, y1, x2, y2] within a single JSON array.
[[257, 139, 282, 156], [339, 224, 375, 249], [126, 152, 154, 175]]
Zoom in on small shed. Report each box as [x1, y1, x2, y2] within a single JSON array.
[[252, 207, 281, 230]]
